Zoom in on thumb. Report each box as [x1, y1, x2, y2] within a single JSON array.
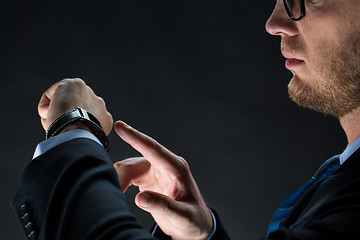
[[136, 191, 213, 240], [38, 82, 58, 119], [135, 191, 184, 217], [38, 82, 61, 131], [113, 157, 150, 193]]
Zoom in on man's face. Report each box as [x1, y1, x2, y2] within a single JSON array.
[[266, 0, 360, 118]]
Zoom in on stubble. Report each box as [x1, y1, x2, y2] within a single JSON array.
[[286, 32, 360, 118]]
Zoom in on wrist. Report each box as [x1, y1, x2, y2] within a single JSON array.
[[46, 107, 109, 151], [59, 122, 92, 134]]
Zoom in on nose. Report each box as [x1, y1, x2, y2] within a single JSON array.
[[265, 0, 299, 37]]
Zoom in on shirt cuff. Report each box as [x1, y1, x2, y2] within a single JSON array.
[[207, 208, 217, 240], [33, 129, 103, 160]]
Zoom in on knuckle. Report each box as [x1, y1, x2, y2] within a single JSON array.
[[107, 113, 114, 125], [57, 80, 68, 88], [85, 85, 94, 94], [153, 140, 163, 152], [177, 156, 190, 170], [107, 112, 113, 120], [71, 78, 86, 86], [145, 140, 162, 158], [59, 78, 86, 90], [97, 96, 106, 106], [55, 82, 70, 95], [59, 78, 71, 84]]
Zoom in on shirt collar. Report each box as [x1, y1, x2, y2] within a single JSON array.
[[339, 135, 360, 165]]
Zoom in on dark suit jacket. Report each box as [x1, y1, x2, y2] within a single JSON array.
[[266, 148, 360, 240], [12, 137, 360, 240], [11, 138, 230, 240]]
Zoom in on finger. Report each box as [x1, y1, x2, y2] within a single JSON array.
[[135, 191, 187, 218], [38, 82, 59, 119], [113, 157, 151, 192], [114, 121, 182, 168]]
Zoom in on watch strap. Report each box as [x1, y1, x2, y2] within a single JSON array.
[[46, 107, 109, 151]]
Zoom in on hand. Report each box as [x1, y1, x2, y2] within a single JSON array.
[[113, 121, 213, 240], [38, 78, 113, 135]]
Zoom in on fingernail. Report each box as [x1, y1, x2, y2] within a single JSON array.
[[119, 120, 128, 126], [116, 120, 128, 128], [138, 192, 152, 208], [121, 121, 134, 130], [115, 121, 130, 135]]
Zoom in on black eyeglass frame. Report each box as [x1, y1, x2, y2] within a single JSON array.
[[283, 0, 306, 21]]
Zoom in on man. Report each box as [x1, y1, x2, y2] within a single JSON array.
[[11, 0, 360, 240], [11, 78, 226, 240]]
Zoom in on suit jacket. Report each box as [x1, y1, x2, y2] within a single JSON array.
[[11, 138, 230, 240], [266, 148, 360, 240], [13, 137, 360, 240]]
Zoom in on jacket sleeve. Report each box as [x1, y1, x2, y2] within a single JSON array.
[[11, 138, 155, 240]]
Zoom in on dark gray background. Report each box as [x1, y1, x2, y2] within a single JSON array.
[[1, 0, 346, 239]]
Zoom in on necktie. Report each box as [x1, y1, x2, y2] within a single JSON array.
[[267, 155, 341, 236]]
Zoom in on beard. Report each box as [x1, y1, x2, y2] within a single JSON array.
[[285, 33, 360, 118]]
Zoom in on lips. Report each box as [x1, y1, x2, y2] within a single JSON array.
[[282, 51, 304, 68], [285, 58, 304, 68]]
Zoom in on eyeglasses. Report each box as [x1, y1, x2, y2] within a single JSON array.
[[283, 0, 306, 21]]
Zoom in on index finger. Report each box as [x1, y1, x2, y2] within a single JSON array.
[[114, 121, 184, 169]]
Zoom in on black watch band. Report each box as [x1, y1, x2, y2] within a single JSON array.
[[46, 107, 109, 151]]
